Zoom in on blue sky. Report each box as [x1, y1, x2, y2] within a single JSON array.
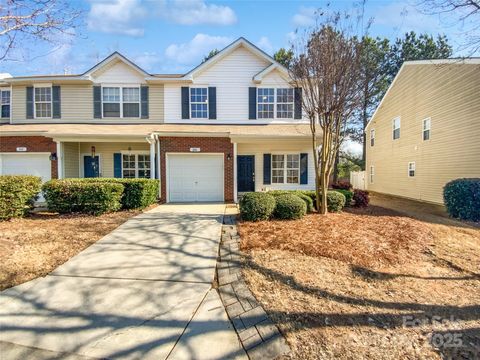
[[1, 0, 472, 76]]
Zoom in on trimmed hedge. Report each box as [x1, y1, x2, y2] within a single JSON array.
[[443, 178, 480, 222], [273, 194, 307, 220], [333, 189, 353, 207], [268, 190, 314, 213], [0, 175, 42, 220], [239, 192, 276, 221], [80, 178, 159, 209], [322, 191, 346, 212], [43, 180, 124, 215]]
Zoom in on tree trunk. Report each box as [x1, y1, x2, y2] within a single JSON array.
[[311, 126, 321, 212], [333, 150, 340, 183], [319, 127, 330, 214]]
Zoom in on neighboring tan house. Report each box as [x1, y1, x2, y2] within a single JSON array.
[[0, 38, 317, 203], [365, 58, 480, 205]]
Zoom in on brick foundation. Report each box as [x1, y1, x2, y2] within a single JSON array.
[[0, 136, 58, 179], [159, 137, 234, 202]]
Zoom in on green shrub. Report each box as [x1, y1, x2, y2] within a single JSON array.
[[443, 178, 480, 222], [42, 180, 123, 215], [268, 190, 314, 213], [239, 192, 276, 221], [319, 191, 346, 212], [333, 189, 353, 206], [273, 194, 307, 220], [63, 178, 159, 209], [0, 175, 42, 220]]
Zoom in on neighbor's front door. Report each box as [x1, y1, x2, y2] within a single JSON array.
[[84, 156, 99, 178], [237, 155, 255, 192]]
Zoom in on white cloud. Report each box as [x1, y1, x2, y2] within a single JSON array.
[[342, 139, 363, 157], [292, 6, 316, 27], [256, 36, 273, 55], [133, 52, 161, 71], [165, 33, 232, 64], [159, 0, 237, 25], [88, 0, 147, 37], [373, 3, 440, 33]]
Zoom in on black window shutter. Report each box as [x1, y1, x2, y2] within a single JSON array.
[[52, 86, 61, 119], [208, 87, 216, 119], [141, 85, 149, 119], [113, 153, 122, 178], [300, 153, 308, 184], [93, 86, 102, 119], [294, 87, 302, 119], [263, 154, 271, 185], [26, 86, 34, 119], [249, 87, 257, 119], [181, 87, 190, 119]]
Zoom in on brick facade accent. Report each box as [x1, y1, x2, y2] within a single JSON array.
[[0, 136, 58, 179], [159, 137, 234, 202]]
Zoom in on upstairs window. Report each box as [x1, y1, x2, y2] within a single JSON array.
[[392, 117, 400, 140], [276, 88, 294, 118], [370, 129, 375, 147], [408, 162, 415, 177], [190, 87, 208, 118], [257, 88, 274, 119], [1, 90, 10, 118], [34, 87, 52, 118], [103, 87, 120, 117], [122, 87, 140, 117], [271, 154, 300, 184], [423, 118, 431, 141]]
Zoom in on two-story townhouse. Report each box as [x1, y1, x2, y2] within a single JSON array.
[[0, 37, 319, 203], [365, 58, 480, 205]]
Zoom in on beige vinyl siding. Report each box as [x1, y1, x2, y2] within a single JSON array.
[[237, 141, 315, 192], [11, 85, 26, 122], [79, 142, 149, 178], [61, 85, 93, 121], [63, 142, 80, 178], [149, 84, 164, 121], [366, 63, 480, 204]]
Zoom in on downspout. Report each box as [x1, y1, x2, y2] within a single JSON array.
[[155, 134, 161, 198]]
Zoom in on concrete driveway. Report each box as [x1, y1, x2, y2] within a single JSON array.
[[0, 204, 246, 360]]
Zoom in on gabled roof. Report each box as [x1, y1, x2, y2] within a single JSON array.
[[182, 37, 288, 80], [253, 63, 290, 83], [82, 51, 151, 77], [365, 57, 480, 131]]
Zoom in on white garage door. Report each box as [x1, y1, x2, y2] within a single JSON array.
[[0, 153, 52, 201], [168, 154, 224, 202]]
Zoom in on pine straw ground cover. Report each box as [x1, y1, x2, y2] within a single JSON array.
[[238, 205, 480, 360], [0, 207, 154, 290]]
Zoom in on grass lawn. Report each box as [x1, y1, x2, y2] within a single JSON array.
[[238, 196, 480, 359], [0, 207, 154, 291]]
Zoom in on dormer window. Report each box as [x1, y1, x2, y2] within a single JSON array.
[[34, 86, 52, 118], [190, 87, 208, 118]]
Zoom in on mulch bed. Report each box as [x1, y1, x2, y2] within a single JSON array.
[[0, 207, 153, 290]]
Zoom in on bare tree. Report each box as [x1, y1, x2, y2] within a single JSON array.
[[0, 0, 82, 61], [290, 13, 363, 214], [416, 0, 480, 54]]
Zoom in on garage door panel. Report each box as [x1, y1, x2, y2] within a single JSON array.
[[168, 154, 223, 202]]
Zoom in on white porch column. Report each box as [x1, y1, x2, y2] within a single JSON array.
[[156, 135, 161, 198], [55, 141, 63, 179], [233, 142, 238, 203], [149, 138, 155, 180]]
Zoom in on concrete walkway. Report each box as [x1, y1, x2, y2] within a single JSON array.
[[0, 204, 247, 360]]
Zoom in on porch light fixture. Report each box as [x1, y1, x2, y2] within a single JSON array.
[[91, 146, 96, 158], [49, 153, 57, 161], [128, 146, 132, 155], [227, 153, 231, 161]]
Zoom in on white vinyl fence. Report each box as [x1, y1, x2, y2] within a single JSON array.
[[350, 171, 366, 190]]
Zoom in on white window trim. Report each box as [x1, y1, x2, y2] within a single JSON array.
[[392, 116, 401, 140], [101, 85, 141, 119], [370, 129, 375, 146], [34, 84, 52, 119], [370, 165, 374, 183], [271, 153, 300, 184], [423, 117, 431, 141], [189, 86, 209, 120], [120, 150, 151, 178], [257, 87, 294, 120], [408, 162, 415, 177], [0, 88, 11, 119]]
